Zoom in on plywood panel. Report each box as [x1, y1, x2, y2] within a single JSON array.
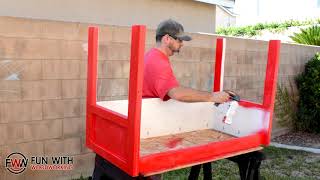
[[140, 129, 234, 157], [98, 99, 217, 138], [97, 99, 268, 138]]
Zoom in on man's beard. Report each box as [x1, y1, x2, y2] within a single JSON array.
[[168, 44, 180, 54]]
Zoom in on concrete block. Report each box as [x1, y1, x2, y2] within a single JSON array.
[[145, 29, 156, 45], [60, 41, 87, 60], [20, 60, 42, 80], [0, 16, 40, 38], [173, 46, 201, 62], [225, 37, 246, 51], [256, 64, 266, 77], [21, 80, 62, 100], [60, 60, 80, 79], [172, 62, 193, 78], [79, 61, 87, 79], [246, 40, 268, 52], [42, 60, 61, 79], [23, 119, 62, 142], [43, 99, 80, 120], [199, 74, 213, 92], [122, 61, 130, 78], [0, 60, 42, 80], [199, 62, 213, 91], [44, 137, 81, 156], [2, 141, 44, 158], [98, 61, 122, 78], [3, 171, 26, 180], [200, 48, 215, 62], [42, 60, 80, 80], [0, 101, 42, 123], [43, 100, 64, 120], [223, 77, 237, 90], [244, 51, 255, 64], [38, 20, 80, 40], [63, 117, 84, 137], [252, 52, 267, 65], [225, 51, 237, 64], [0, 125, 7, 145], [236, 50, 246, 64], [237, 76, 254, 89], [243, 89, 261, 102], [22, 38, 63, 59], [0, 16, 82, 41], [224, 65, 240, 76], [98, 25, 114, 43], [97, 79, 128, 97], [62, 80, 86, 99], [112, 26, 131, 43], [62, 99, 80, 118], [79, 99, 86, 116], [186, 33, 215, 48], [80, 136, 93, 153], [0, 80, 21, 102], [2, 123, 24, 144], [99, 43, 130, 61], [238, 64, 255, 76], [0, 37, 16, 59]]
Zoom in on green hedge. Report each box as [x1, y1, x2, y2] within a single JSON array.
[[216, 19, 320, 37], [295, 53, 320, 133]]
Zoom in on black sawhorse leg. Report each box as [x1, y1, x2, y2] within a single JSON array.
[[188, 162, 212, 180], [92, 154, 160, 180], [228, 151, 265, 180], [188, 151, 265, 180]]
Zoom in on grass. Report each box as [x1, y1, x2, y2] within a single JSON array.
[[74, 146, 320, 180], [164, 146, 320, 180]]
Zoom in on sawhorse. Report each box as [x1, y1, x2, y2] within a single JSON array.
[[91, 151, 265, 180], [188, 151, 265, 180]]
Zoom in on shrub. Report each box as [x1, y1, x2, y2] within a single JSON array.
[[216, 18, 320, 37], [274, 82, 298, 128], [295, 53, 320, 133], [290, 25, 320, 46]]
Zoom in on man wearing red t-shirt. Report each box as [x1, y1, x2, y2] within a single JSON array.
[[143, 19, 265, 180], [143, 19, 229, 103]]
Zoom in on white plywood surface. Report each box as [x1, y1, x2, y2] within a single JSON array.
[[98, 99, 215, 138], [97, 98, 269, 138], [212, 103, 269, 137]]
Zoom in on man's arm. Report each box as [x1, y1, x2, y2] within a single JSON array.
[[167, 86, 229, 103]]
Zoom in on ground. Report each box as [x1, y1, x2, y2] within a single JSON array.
[[273, 131, 320, 149]]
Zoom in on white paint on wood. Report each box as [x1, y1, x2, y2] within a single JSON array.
[[97, 98, 269, 138], [212, 103, 269, 137]]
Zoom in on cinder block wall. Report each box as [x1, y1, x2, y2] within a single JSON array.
[[0, 16, 319, 180]]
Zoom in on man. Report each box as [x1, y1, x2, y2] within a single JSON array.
[[143, 19, 229, 103], [143, 19, 265, 180]]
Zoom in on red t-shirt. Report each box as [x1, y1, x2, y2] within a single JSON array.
[[142, 48, 179, 101]]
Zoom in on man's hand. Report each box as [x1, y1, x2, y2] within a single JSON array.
[[211, 91, 230, 103]]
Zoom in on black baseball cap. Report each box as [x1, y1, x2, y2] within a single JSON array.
[[156, 19, 192, 41]]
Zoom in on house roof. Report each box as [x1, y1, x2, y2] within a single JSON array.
[[194, 0, 235, 8]]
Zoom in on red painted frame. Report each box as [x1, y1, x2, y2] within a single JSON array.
[[86, 26, 281, 177]]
